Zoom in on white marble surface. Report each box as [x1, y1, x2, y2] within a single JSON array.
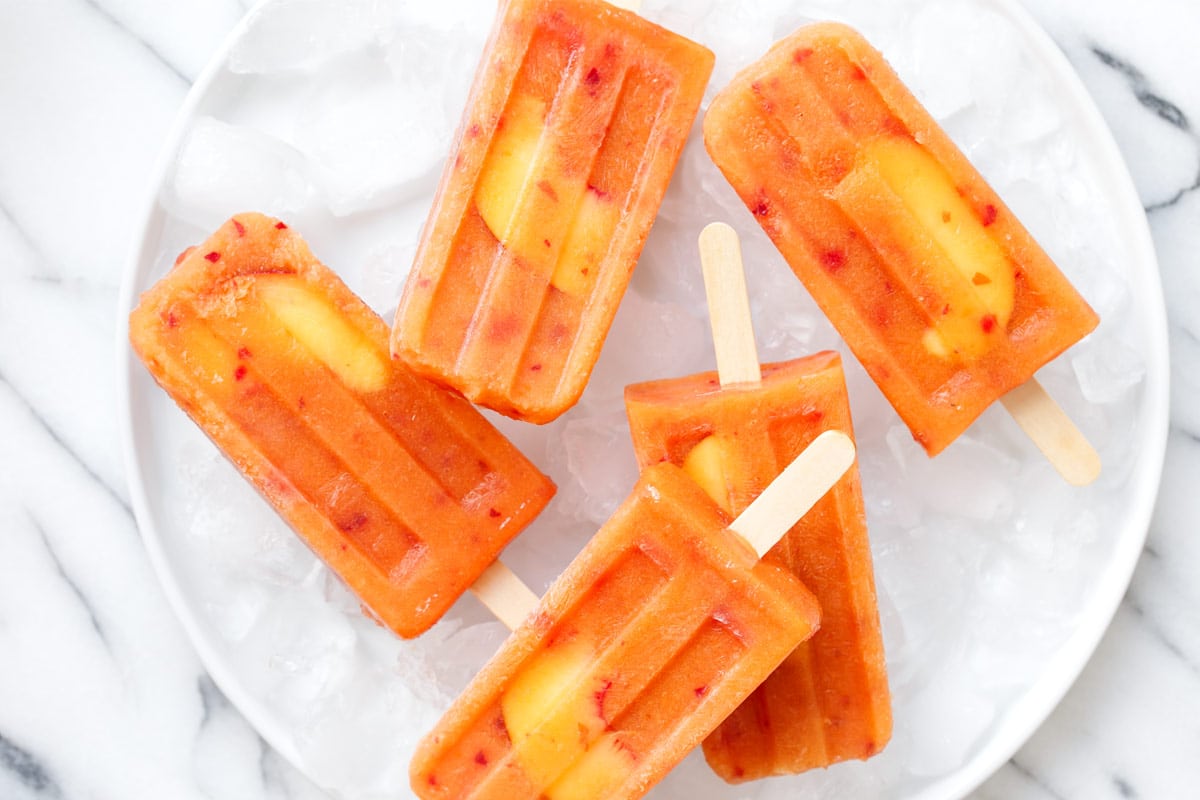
[[0, 0, 1195, 798]]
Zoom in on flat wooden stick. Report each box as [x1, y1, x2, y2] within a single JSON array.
[[730, 430, 857, 557], [471, 560, 539, 631], [699, 222, 761, 387], [1000, 378, 1100, 486]]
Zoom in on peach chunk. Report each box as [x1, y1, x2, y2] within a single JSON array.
[[475, 93, 550, 258], [255, 276, 388, 393], [546, 732, 635, 800], [681, 435, 734, 514], [863, 137, 1015, 358], [550, 186, 619, 297], [501, 637, 637, 798]]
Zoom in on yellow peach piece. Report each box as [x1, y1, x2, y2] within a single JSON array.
[[255, 277, 388, 393]]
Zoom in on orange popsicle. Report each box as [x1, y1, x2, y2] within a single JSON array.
[[392, 0, 714, 423], [626, 353, 890, 780], [411, 433, 857, 800], [703, 22, 1100, 466], [627, 223, 888, 780], [129, 213, 556, 639]]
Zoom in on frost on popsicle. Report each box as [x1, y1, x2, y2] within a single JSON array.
[[129, 213, 555, 639]]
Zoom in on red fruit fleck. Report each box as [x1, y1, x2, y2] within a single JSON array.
[[340, 543, 348, 552], [981, 203, 998, 226], [339, 512, 369, 532], [164, 311, 179, 328], [734, 766, 746, 779], [793, 47, 813, 63], [474, 751, 488, 766], [237, 346, 251, 359], [586, 184, 610, 201], [972, 272, 992, 286], [298, 397, 306, 410], [428, 775, 438, 786], [981, 314, 997, 333], [173, 246, 196, 266], [275, 221, 288, 230], [467, 123, 482, 137], [594, 679, 614, 725], [234, 365, 247, 381], [488, 508, 501, 518], [488, 315, 520, 342], [204, 251, 221, 262], [530, 363, 542, 372], [581, 268, 589, 276], [753, 199, 770, 217], [821, 250, 846, 271], [941, 211, 951, 223], [418, 277, 432, 289], [537, 179, 559, 202], [232, 219, 246, 237], [585, 67, 601, 85], [544, 239, 552, 248], [851, 65, 866, 80], [694, 685, 708, 698], [942, 304, 951, 316]]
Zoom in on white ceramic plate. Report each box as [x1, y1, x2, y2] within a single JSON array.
[[118, 1, 1169, 798]]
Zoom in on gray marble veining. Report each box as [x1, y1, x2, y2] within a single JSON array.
[[0, 0, 1196, 798]]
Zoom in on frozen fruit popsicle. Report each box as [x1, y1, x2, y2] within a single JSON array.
[[411, 432, 856, 800], [703, 22, 1100, 481], [625, 224, 890, 781], [392, 0, 714, 424], [129, 213, 556, 639]]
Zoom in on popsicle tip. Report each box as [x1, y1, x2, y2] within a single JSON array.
[[1061, 445, 1102, 487], [1000, 379, 1101, 486], [698, 221, 760, 387], [814, 429, 857, 471], [699, 221, 738, 246]]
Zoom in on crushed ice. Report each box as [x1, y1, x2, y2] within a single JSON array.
[[144, 0, 1156, 796]]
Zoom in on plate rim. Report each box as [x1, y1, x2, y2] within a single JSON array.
[[115, 0, 311, 771], [911, 0, 1171, 796], [114, 0, 1173, 797]]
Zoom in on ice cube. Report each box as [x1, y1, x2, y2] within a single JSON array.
[[1072, 338, 1147, 404], [166, 117, 321, 231], [900, 659, 997, 776], [383, 20, 485, 124], [582, 289, 710, 411], [547, 411, 640, 526], [295, 658, 422, 795], [294, 61, 446, 216], [891, 429, 1019, 523], [228, 0, 403, 75], [358, 240, 416, 320]]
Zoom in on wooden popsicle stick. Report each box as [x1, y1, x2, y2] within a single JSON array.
[[730, 430, 856, 558], [471, 560, 539, 631], [699, 222, 762, 387], [1000, 378, 1101, 486]]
